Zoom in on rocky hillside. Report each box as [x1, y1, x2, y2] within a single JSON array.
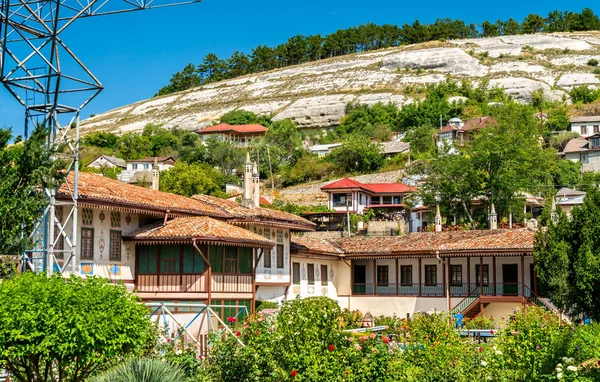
[[82, 32, 600, 134]]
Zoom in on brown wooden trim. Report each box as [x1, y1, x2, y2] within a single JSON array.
[[466, 256, 470, 295], [255, 282, 290, 286], [134, 244, 139, 290], [193, 240, 211, 306], [372, 259, 376, 296], [251, 248, 256, 313], [395, 258, 399, 296], [442, 258, 446, 297], [520, 254, 525, 297], [418, 257, 422, 297], [479, 256, 483, 295], [350, 260, 354, 296], [493, 256, 497, 296]]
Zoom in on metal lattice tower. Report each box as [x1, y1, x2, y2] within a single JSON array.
[[0, 0, 201, 274]]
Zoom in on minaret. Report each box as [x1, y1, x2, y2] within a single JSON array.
[[434, 204, 442, 232], [151, 157, 159, 191], [252, 162, 260, 208], [489, 203, 497, 230], [550, 196, 558, 224], [242, 152, 254, 207]]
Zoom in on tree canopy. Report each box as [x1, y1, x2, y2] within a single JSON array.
[[0, 273, 154, 382], [534, 189, 600, 321]]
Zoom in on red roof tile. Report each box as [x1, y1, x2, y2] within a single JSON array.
[[59, 172, 227, 217], [321, 178, 416, 194], [196, 123, 268, 135], [128, 156, 174, 164], [439, 125, 458, 134], [291, 236, 343, 256], [461, 116, 497, 131], [124, 216, 274, 248]]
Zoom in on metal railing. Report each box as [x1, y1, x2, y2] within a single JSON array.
[[352, 282, 527, 298]]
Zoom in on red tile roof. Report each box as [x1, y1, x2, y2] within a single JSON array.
[[321, 178, 416, 195], [60, 172, 226, 217], [191, 194, 315, 231], [439, 125, 458, 134], [292, 229, 535, 258], [291, 236, 344, 256], [461, 116, 497, 131], [124, 216, 274, 248], [196, 123, 268, 135]]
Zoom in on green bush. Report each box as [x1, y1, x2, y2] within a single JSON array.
[[90, 358, 186, 382], [587, 59, 599, 67], [570, 85, 600, 104]]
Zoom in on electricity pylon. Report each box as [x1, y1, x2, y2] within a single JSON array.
[[0, 0, 201, 274]]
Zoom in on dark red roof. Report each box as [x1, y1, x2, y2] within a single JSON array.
[[439, 125, 458, 134], [196, 123, 268, 135], [461, 116, 497, 131], [321, 178, 416, 195]]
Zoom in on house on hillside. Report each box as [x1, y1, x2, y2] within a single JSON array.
[[290, 225, 546, 319], [87, 155, 126, 170], [381, 141, 410, 159], [309, 143, 342, 157], [556, 187, 586, 218], [118, 156, 175, 184], [195, 123, 268, 147], [561, 134, 600, 172], [569, 116, 600, 137], [436, 117, 497, 151]]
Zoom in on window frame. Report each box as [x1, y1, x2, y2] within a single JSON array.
[[376, 265, 389, 287], [400, 265, 412, 286], [320, 264, 328, 284], [476, 264, 490, 286], [307, 263, 315, 285], [80, 227, 94, 260], [263, 248, 272, 268], [292, 262, 300, 285], [276, 244, 284, 269], [424, 264, 437, 287], [450, 264, 462, 286], [109, 230, 122, 261]]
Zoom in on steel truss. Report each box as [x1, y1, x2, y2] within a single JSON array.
[[0, 0, 201, 274]]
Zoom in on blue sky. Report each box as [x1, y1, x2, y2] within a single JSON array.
[[1, 0, 598, 136]]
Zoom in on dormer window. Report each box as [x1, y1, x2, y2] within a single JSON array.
[[591, 137, 600, 148]]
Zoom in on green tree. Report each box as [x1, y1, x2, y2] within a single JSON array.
[[0, 273, 154, 382], [159, 162, 225, 197], [0, 126, 58, 256], [570, 85, 599, 104], [219, 109, 271, 126], [263, 119, 304, 168], [480, 20, 500, 37], [402, 125, 436, 156], [155, 63, 202, 97], [337, 103, 400, 137], [554, 160, 581, 188], [521, 14, 545, 34], [116, 132, 151, 160], [82, 131, 118, 149], [501, 18, 522, 35], [198, 53, 228, 84], [327, 135, 384, 173], [534, 188, 600, 321], [204, 136, 244, 176]]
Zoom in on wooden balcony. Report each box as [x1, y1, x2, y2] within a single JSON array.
[[136, 273, 252, 294]]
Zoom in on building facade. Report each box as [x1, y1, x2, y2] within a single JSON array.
[[569, 116, 600, 137], [118, 156, 175, 183], [195, 123, 268, 147]]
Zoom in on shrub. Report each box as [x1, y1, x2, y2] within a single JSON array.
[[90, 358, 186, 382], [570, 86, 599, 104], [0, 273, 154, 382], [587, 59, 599, 67], [594, 67, 600, 75]]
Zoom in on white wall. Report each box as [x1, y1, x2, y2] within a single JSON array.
[[252, 225, 291, 284], [570, 122, 600, 137], [288, 258, 341, 300]]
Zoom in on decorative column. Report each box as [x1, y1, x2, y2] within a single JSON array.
[[435, 205, 442, 232], [489, 203, 497, 230]]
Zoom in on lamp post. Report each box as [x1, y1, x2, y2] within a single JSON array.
[[436, 251, 452, 322]]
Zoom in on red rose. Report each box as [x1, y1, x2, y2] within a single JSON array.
[[382, 336, 390, 344], [328, 344, 335, 351], [235, 331, 241, 337], [290, 370, 297, 377], [227, 316, 234, 323], [478, 347, 483, 352]]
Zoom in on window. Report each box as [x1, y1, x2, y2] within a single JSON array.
[[476, 264, 489, 286], [110, 211, 121, 228], [209, 245, 223, 273], [239, 247, 252, 274], [143, 163, 150, 170], [293, 262, 300, 285], [594, 125, 599, 134], [183, 245, 205, 274], [263, 248, 272, 268], [332, 193, 351, 207], [131, 164, 138, 170], [425, 265, 437, 286], [382, 196, 392, 205], [276, 245, 284, 269], [54, 230, 64, 259], [321, 265, 328, 284], [377, 265, 389, 286], [277, 230, 283, 243], [450, 264, 462, 286], [400, 265, 412, 286], [138, 246, 157, 274], [109, 231, 121, 261], [582, 126, 588, 135], [81, 228, 93, 260], [82, 208, 93, 226], [160, 245, 179, 274], [224, 247, 238, 273], [307, 263, 315, 285], [591, 138, 600, 148], [393, 195, 401, 204], [583, 154, 589, 164]]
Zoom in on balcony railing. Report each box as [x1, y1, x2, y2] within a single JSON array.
[[352, 282, 526, 297], [136, 273, 253, 294]]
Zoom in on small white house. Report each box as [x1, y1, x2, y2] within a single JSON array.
[[87, 155, 126, 169], [118, 156, 175, 183], [569, 116, 600, 137], [561, 134, 600, 172], [309, 143, 342, 158]]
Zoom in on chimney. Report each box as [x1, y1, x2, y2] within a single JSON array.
[[489, 203, 497, 230], [434, 204, 442, 232], [252, 162, 260, 208], [151, 157, 159, 191], [242, 152, 254, 207]]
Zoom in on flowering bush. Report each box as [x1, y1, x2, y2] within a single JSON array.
[[463, 315, 495, 330]]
